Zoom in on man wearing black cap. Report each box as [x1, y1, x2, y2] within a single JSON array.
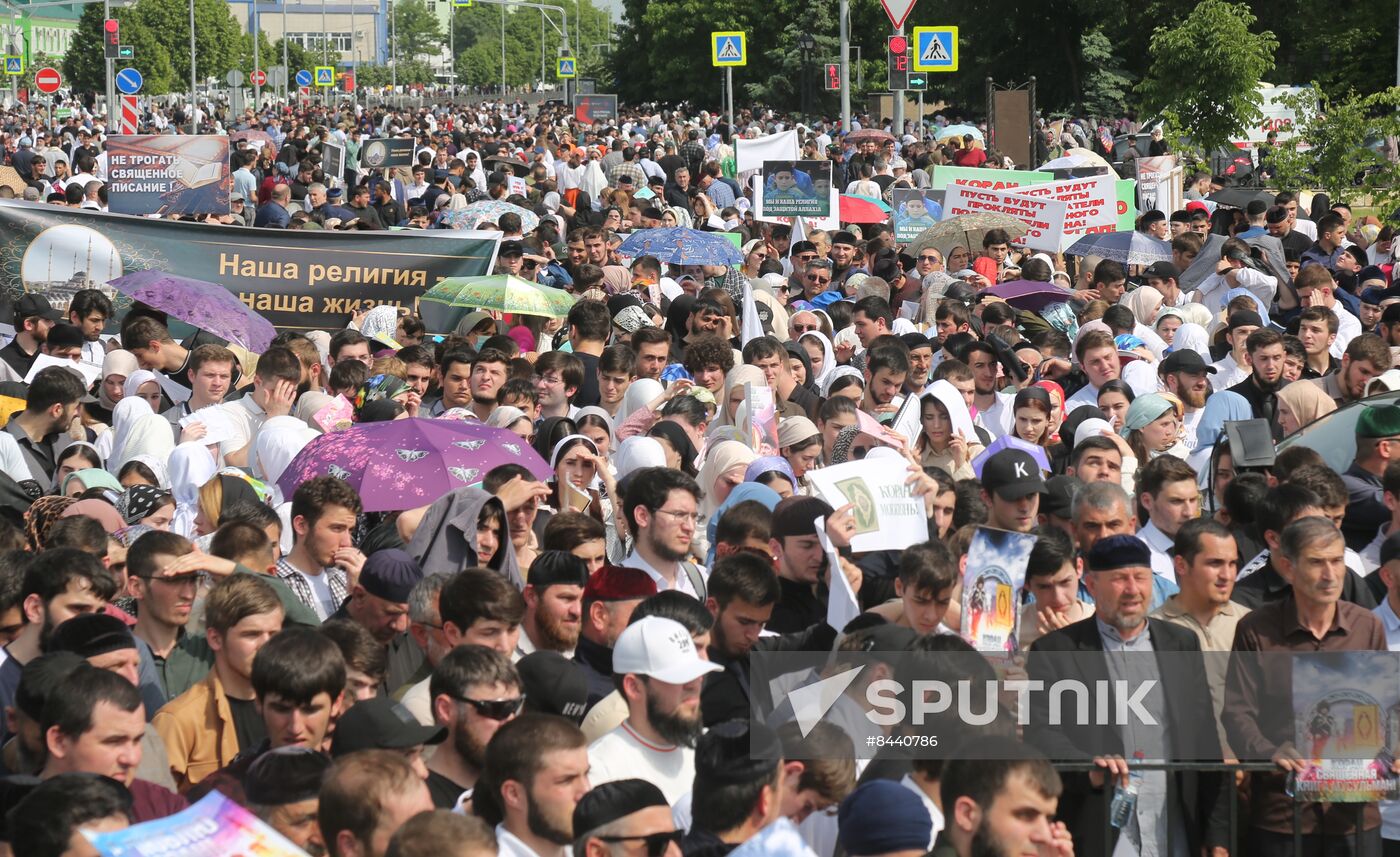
[[330, 695, 446, 780], [1158, 349, 1214, 447], [1265, 204, 1312, 258], [573, 779, 682, 857], [495, 240, 525, 276], [980, 448, 1045, 534], [519, 552, 588, 659], [1210, 310, 1261, 391], [0, 293, 62, 378], [682, 720, 784, 854], [1026, 534, 1228, 857], [424, 645, 522, 809], [766, 495, 837, 635], [829, 231, 866, 290], [331, 548, 420, 692], [1143, 261, 1184, 308], [244, 747, 332, 855]]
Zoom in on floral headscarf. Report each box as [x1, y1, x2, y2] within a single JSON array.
[[353, 374, 410, 418]]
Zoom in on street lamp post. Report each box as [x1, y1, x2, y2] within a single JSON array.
[[796, 32, 813, 118]]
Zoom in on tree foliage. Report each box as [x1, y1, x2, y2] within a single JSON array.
[[393, 0, 445, 63], [450, 0, 609, 90], [64, 3, 175, 95], [1136, 0, 1276, 155], [1270, 85, 1400, 212], [1079, 27, 1130, 117], [131, 0, 242, 84]]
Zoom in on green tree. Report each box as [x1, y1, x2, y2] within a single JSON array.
[[1079, 27, 1130, 117], [393, 0, 445, 62], [356, 60, 436, 86], [131, 0, 242, 84], [1270, 84, 1400, 210], [1136, 0, 1276, 154], [63, 3, 175, 95]]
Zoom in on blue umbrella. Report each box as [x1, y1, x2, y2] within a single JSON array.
[[1064, 230, 1173, 265], [616, 227, 743, 265]]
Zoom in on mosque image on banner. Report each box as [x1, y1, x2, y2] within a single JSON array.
[[17, 222, 122, 312]]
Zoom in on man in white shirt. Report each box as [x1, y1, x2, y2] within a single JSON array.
[[620, 469, 708, 599], [224, 346, 299, 470], [484, 713, 591, 857], [1135, 456, 1201, 584], [587, 616, 722, 804], [1157, 350, 1213, 451]]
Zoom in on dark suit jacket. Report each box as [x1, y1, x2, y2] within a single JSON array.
[[1026, 616, 1230, 856]]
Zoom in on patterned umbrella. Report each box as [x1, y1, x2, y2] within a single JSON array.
[[421, 274, 576, 321], [845, 129, 895, 145], [909, 214, 1028, 258], [839, 194, 891, 223], [1038, 147, 1113, 171], [277, 417, 552, 513], [615, 227, 744, 265], [937, 124, 984, 142], [106, 270, 275, 352], [443, 201, 541, 232], [979, 279, 1077, 312], [1064, 231, 1173, 265]]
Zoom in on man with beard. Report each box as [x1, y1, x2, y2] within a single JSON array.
[[573, 566, 657, 709], [476, 714, 591, 857], [518, 552, 587, 659], [425, 645, 522, 809], [1228, 328, 1288, 441], [586, 616, 722, 804], [1026, 536, 1228, 857], [621, 468, 707, 599], [1156, 350, 1213, 450], [0, 293, 62, 378], [320, 750, 434, 857], [1312, 333, 1391, 407], [245, 748, 333, 857], [573, 779, 682, 857], [929, 738, 1070, 857], [0, 548, 116, 730]]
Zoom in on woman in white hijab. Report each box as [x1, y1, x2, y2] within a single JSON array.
[[111, 412, 177, 475], [101, 397, 154, 468], [798, 331, 836, 392], [122, 370, 163, 412], [1172, 323, 1212, 362], [167, 442, 218, 538], [715, 365, 768, 429], [581, 160, 609, 209], [612, 436, 667, 481]]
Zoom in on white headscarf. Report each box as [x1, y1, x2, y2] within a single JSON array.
[[127, 453, 170, 489], [581, 161, 609, 207], [255, 416, 320, 504], [1172, 323, 1211, 361], [613, 436, 667, 481], [104, 397, 154, 473], [618, 378, 664, 423], [167, 442, 218, 537], [122, 370, 160, 401], [799, 331, 836, 391], [358, 305, 399, 341], [112, 413, 176, 475]]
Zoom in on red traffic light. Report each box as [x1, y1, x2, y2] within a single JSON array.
[[104, 18, 118, 32], [888, 35, 907, 54]]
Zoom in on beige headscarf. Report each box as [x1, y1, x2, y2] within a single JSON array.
[[1277, 380, 1337, 429], [1122, 286, 1164, 326], [717, 364, 768, 427], [696, 439, 758, 517]]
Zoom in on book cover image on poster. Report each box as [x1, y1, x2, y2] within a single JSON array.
[[1291, 652, 1400, 802], [106, 136, 230, 217], [961, 526, 1035, 653], [86, 791, 309, 856], [891, 189, 943, 242], [760, 160, 832, 217]]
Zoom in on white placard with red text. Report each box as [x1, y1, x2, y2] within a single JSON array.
[[943, 185, 1068, 253], [1011, 174, 1117, 247]]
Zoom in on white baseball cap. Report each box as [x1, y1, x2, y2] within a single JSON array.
[[613, 617, 723, 685]]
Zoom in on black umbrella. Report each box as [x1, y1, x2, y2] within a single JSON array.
[[1206, 188, 1274, 209]]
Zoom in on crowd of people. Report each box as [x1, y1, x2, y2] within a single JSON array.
[[0, 91, 1394, 857]]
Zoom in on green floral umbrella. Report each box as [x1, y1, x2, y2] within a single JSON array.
[[420, 275, 576, 331]]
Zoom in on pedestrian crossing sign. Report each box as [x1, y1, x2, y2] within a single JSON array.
[[711, 31, 746, 67], [3, 56, 20, 76], [912, 26, 958, 72], [557, 58, 576, 78], [451, 0, 472, 6], [314, 65, 334, 86]]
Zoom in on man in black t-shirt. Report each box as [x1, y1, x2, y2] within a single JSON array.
[[423, 646, 522, 809]]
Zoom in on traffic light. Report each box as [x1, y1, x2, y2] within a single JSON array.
[[824, 63, 840, 91], [104, 19, 120, 59], [887, 34, 909, 90]]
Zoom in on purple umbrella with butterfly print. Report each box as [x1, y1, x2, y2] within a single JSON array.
[[275, 418, 552, 513]]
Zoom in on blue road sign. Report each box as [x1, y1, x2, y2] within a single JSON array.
[[295, 69, 313, 87], [3, 57, 21, 75], [556, 58, 576, 78], [711, 31, 746, 67], [315, 66, 334, 86], [911, 26, 958, 72], [115, 67, 143, 95]]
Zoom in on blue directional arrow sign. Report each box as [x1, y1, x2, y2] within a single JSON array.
[[295, 69, 313, 87], [115, 67, 143, 95]]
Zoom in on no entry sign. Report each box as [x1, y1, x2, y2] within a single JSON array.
[[34, 67, 61, 94]]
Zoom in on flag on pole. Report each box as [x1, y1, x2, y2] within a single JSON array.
[[741, 281, 764, 344]]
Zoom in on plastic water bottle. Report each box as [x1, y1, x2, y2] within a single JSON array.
[[1109, 754, 1145, 829]]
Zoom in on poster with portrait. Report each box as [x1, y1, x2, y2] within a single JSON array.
[[759, 160, 832, 218], [1290, 653, 1400, 802], [961, 526, 1035, 653], [891, 188, 944, 242]]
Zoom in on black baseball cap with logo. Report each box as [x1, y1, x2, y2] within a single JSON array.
[[13, 294, 62, 326], [980, 449, 1046, 500]]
